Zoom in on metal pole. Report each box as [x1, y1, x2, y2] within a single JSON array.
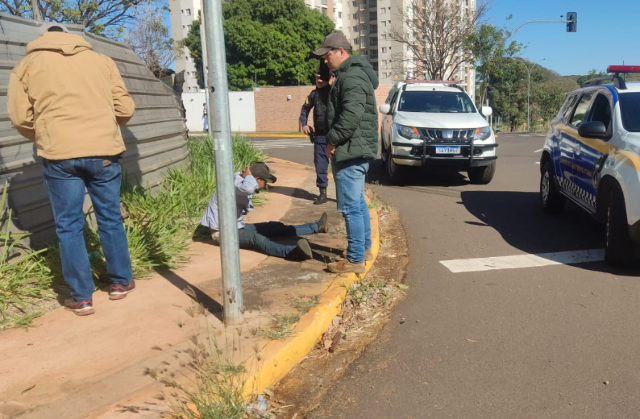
[[200, 17, 212, 138], [527, 68, 531, 132], [202, 0, 244, 325]]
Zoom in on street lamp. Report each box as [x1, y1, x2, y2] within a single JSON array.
[[521, 57, 546, 132]]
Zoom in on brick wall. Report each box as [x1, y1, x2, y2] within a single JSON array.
[[253, 84, 393, 133]]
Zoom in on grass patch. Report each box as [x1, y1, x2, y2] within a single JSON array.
[[1, 135, 265, 330], [291, 294, 321, 314], [346, 276, 387, 305], [259, 313, 301, 340]]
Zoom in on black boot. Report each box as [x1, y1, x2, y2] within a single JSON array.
[[314, 187, 327, 205]]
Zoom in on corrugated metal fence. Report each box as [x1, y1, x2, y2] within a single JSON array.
[[0, 14, 189, 246]]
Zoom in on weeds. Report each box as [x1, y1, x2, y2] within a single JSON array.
[[259, 313, 301, 340], [346, 277, 387, 305], [0, 183, 54, 330], [291, 294, 321, 314]]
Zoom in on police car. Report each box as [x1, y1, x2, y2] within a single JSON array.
[[540, 65, 640, 266], [379, 80, 498, 184]]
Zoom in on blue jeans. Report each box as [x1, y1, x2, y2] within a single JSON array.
[[237, 221, 318, 258], [43, 157, 132, 302], [332, 158, 371, 263], [203, 116, 209, 132]]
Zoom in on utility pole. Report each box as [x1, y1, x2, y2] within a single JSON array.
[[202, 0, 244, 325]]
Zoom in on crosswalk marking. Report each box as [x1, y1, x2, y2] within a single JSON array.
[[440, 249, 605, 273]]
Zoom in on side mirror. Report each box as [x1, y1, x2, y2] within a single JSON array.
[[578, 121, 608, 139], [481, 106, 493, 117], [379, 104, 391, 114]]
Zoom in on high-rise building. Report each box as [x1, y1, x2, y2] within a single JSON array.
[[304, 0, 344, 31], [169, 0, 203, 92], [342, 0, 476, 100]]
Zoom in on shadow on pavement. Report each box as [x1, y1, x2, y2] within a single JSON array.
[[367, 158, 470, 187], [460, 190, 640, 277], [269, 185, 336, 203]]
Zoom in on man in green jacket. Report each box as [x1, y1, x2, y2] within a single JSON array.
[[313, 33, 379, 274]]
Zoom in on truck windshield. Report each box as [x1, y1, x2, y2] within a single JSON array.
[[397, 91, 477, 113], [619, 92, 640, 132]]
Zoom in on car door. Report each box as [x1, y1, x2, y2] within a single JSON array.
[[561, 90, 595, 200], [571, 90, 613, 210], [382, 91, 400, 151]]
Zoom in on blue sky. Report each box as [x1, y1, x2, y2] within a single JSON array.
[[484, 0, 640, 76]]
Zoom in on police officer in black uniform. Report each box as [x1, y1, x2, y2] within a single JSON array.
[[300, 60, 332, 205]]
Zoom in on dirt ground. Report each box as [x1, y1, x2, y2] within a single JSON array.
[[265, 190, 410, 419]]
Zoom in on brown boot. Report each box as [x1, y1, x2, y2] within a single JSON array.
[[327, 259, 365, 274], [339, 249, 374, 262]]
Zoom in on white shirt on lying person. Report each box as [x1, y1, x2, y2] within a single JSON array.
[[200, 172, 259, 231]]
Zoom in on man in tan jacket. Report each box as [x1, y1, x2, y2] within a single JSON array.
[[8, 22, 136, 316]]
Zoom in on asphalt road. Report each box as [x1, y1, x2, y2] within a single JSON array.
[[252, 132, 640, 419]]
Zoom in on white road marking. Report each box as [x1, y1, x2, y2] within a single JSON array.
[[535, 162, 540, 165], [534, 148, 544, 153], [254, 138, 313, 149], [440, 249, 605, 273]]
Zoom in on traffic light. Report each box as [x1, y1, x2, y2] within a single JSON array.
[[566, 12, 577, 32]]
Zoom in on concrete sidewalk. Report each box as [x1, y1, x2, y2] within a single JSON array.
[[0, 158, 379, 419]]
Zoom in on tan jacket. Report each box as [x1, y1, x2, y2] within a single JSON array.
[[8, 32, 135, 160]]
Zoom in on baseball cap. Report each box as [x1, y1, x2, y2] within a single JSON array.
[[250, 162, 277, 184], [313, 32, 352, 56], [39, 22, 69, 35]]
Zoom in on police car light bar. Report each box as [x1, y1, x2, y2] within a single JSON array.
[[607, 65, 640, 73]]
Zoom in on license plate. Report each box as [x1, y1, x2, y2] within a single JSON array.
[[435, 146, 461, 154]]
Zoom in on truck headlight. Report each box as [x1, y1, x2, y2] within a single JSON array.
[[474, 126, 492, 141], [396, 124, 421, 139]]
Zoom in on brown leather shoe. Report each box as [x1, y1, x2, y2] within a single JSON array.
[[327, 259, 365, 274]]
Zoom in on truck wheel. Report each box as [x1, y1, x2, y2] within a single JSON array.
[[386, 148, 406, 184], [380, 133, 388, 162], [468, 161, 496, 184], [605, 187, 637, 267], [540, 162, 565, 214]]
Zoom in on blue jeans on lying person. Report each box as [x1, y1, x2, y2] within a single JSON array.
[[237, 221, 319, 258]]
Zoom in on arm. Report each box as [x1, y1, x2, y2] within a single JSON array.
[[7, 70, 36, 142], [107, 58, 135, 126], [300, 90, 315, 133], [326, 81, 367, 146], [234, 172, 259, 196]]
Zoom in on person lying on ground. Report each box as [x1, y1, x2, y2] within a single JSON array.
[[200, 162, 328, 260]]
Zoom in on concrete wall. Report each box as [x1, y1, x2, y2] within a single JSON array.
[[0, 14, 189, 246], [183, 91, 257, 133]]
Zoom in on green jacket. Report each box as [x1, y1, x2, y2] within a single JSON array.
[[325, 55, 379, 162]]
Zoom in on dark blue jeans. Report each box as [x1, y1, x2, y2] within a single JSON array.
[[331, 158, 371, 263], [238, 221, 319, 258], [313, 138, 329, 188], [43, 157, 132, 302]]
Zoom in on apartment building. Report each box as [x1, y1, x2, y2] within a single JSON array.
[[342, 0, 476, 99], [169, 0, 203, 92], [304, 0, 344, 31]]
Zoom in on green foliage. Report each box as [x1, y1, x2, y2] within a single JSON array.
[[181, 0, 335, 91], [0, 0, 154, 37], [0, 183, 54, 330], [576, 69, 607, 86], [259, 313, 301, 340], [467, 19, 522, 107]]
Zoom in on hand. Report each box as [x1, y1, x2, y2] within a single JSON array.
[[302, 126, 311, 135], [241, 165, 251, 177], [327, 143, 336, 158]]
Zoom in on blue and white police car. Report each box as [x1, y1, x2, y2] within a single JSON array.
[[540, 65, 640, 266]]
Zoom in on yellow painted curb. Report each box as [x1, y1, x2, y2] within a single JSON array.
[[243, 206, 380, 397]]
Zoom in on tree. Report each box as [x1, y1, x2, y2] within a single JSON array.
[[222, 0, 335, 90], [0, 0, 153, 37], [467, 20, 522, 108], [389, 0, 488, 81], [122, 4, 176, 78], [576, 69, 607, 86]]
